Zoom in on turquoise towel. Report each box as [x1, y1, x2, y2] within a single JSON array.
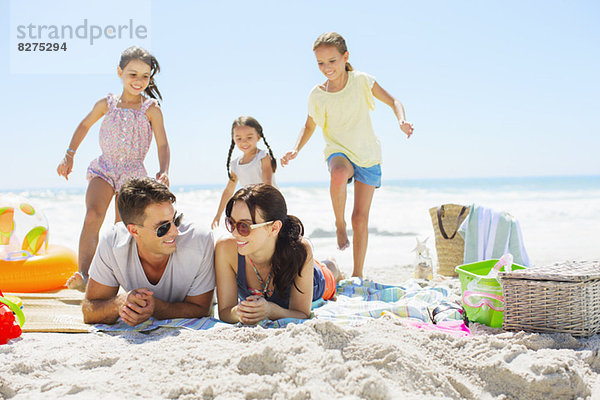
[[458, 204, 530, 266]]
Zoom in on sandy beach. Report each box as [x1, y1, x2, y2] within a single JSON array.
[[3, 0, 599, 397], [2, 181, 600, 399], [2, 271, 600, 400]]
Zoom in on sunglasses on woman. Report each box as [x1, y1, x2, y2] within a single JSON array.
[[136, 212, 183, 237], [225, 217, 273, 237]]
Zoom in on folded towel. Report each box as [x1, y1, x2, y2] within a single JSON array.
[[459, 204, 530, 266]]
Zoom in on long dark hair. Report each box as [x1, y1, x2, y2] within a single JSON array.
[[225, 184, 307, 296], [119, 46, 162, 103], [226, 116, 277, 180]]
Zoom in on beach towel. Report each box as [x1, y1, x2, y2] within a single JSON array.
[[94, 278, 463, 332], [458, 204, 530, 266], [312, 278, 461, 325], [92, 316, 228, 333], [6, 289, 90, 332]]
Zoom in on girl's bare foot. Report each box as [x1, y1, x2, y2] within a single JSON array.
[[335, 225, 350, 250], [66, 272, 86, 292]]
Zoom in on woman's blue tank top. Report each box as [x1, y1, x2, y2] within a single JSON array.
[[236, 254, 326, 309]]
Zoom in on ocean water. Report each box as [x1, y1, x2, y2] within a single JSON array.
[[2, 176, 599, 283]]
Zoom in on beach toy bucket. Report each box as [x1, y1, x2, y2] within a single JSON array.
[[455, 257, 526, 328]]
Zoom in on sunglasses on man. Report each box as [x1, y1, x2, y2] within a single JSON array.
[[135, 212, 183, 237], [225, 217, 273, 237]]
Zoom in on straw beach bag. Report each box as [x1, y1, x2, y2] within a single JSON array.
[[429, 204, 469, 277]]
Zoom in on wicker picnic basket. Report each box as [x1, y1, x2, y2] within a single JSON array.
[[429, 204, 469, 277], [499, 261, 600, 337]]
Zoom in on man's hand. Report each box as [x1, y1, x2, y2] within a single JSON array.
[[119, 288, 155, 326]]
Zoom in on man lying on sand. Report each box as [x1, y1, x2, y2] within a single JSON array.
[[82, 177, 215, 326]]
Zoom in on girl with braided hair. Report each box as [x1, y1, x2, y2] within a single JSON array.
[[215, 184, 338, 325], [211, 116, 278, 229]]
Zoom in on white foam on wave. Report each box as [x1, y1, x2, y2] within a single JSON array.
[[2, 181, 598, 278]]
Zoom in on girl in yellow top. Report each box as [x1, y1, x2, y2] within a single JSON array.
[[281, 32, 414, 278]]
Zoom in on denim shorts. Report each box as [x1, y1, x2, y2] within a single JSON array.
[[326, 152, 381, 188]]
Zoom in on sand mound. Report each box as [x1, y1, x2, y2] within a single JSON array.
[[2, 314, 599, 399]]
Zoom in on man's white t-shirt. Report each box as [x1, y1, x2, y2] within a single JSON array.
[[89, 221, 215, 303]]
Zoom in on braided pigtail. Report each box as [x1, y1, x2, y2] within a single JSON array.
[[260, 133, 277, 174], [226, 139, 236, 180]]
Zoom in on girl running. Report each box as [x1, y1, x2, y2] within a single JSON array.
[[281, 32, 414, 278], [57, 46, 170, 291]]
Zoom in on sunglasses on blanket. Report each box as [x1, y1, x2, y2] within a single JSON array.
[[225, 217, 273, 236], [135, 212, 183, 237]]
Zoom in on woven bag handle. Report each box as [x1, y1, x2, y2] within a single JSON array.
[[437, 205, 468, 240]]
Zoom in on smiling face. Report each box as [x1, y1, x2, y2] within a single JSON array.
[[314, 45, 349, 82], [229, 201, 274, 256], [232, 125, 260, 155], [131, 201, 179, 257], [118, 59, 152, 97]]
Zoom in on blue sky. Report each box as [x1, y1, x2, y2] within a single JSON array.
[[1, 0, 599, 190]]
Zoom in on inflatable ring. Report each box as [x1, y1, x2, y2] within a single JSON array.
[[0, 245, 77, 292]]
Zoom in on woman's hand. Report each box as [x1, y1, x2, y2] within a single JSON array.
[[236, 295, 271, 325], [57, 155, 74, 180], [211, 215, 221, 230]]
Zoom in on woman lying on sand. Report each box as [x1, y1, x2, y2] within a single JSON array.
[[215, 184, 339, 324]]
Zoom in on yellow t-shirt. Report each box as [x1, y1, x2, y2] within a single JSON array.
[[308, 70, 380, 167]]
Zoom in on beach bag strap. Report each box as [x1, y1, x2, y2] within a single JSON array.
[[437, 205, 468, 240]]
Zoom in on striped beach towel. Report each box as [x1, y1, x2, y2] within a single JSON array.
[[458, 204, 530, 266], [251, 279, 460, 328], [94, 278, 461, 332], [312, 278, 456, 325], [92, 316, 228, 333]]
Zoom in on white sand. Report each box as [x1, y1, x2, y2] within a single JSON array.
[[2, 268, 600, 400], [3, 173, 599, 399]]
